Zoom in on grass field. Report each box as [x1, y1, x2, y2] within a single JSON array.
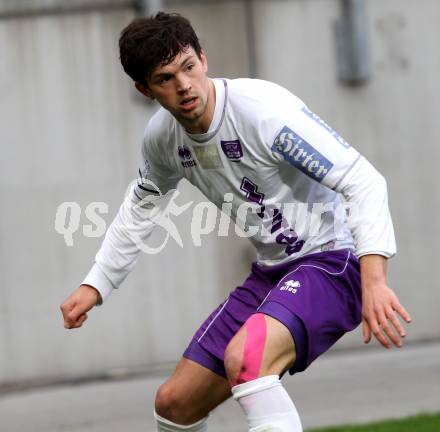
[[308, 413, 440, 432]]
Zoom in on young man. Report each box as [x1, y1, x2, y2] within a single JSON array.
[[60, 12, 411, 432]]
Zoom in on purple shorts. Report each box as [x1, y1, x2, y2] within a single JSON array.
[[183, 249, 361, 378]]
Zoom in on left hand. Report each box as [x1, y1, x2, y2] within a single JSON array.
[[362, 280, 412, 348]]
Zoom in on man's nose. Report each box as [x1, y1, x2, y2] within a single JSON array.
[[176, 73, 192, 93]]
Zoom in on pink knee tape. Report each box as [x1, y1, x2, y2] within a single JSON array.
[[236, 313, 267, 385]]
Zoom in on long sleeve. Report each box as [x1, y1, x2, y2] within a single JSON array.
[[335, 157, 396, 258], [82, 183, 179, 303], [82, 123, 182, 304]]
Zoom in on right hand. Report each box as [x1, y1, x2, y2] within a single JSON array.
[[60, 284, 101, 329]]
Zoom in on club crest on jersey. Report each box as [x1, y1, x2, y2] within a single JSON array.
[[177, 145, 197, 168], [272, 126, 333, 182], [221, 139, 243, 162]]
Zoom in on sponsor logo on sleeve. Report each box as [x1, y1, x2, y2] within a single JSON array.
[[301, 106, 350, 149], [272, 126, 334, 182], [221, 139, 243, 162]]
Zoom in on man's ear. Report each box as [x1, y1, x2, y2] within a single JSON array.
[[135, 82, 154, 99], [200, 49, 208, 74]]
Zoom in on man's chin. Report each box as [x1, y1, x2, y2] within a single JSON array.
[[179, 109, 203, 122]]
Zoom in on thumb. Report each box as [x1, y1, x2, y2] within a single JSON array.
[[75, 313, 88, 328]]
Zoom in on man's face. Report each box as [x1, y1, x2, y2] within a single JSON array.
[[137, 47, 212, 133]]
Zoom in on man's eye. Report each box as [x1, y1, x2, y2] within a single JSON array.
[[186, 64, 194, 71]]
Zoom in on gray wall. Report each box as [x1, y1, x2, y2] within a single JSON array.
[[252, 0, 440, 346], [0, 0, 438, 385]]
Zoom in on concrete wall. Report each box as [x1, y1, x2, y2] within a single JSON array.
[[0, 0, 129, 13], [251, 0, 440, 346], [0, 0, 252, 386], [0, 0, 438, 385]]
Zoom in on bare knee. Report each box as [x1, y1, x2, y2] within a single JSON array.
[[155, 357, 231, 425], [224, 337, 244, 386], [225, 313, 270, 386], [155, 382, 196, 425], [154, 383, 177, 421]]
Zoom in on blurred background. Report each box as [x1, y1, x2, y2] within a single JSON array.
[[0, 0, 439, 430]]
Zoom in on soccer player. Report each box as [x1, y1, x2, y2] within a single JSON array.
[[60, 12, 412, 432]]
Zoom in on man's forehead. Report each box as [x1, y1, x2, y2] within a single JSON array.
[[151, 48, 195, 76]]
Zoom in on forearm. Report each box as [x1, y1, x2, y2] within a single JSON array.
[[339, 162, 412, 347]]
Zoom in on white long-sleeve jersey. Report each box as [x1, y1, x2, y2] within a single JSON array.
[[83, 78, 396, 303]]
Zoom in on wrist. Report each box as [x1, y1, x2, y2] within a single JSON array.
[[80, 284, 101, 305], [359, 254, 388, 287]]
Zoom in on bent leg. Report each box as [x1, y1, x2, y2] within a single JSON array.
[[224, 313, 296, 385], [155, 357, 231, 429], [224, 313, 303, 432]]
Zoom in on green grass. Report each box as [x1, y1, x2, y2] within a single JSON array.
[[307, 413, 440, 432]]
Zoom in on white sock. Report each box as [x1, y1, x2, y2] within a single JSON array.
[[154, 411, 208, 431], [232, 375, 303, 432]]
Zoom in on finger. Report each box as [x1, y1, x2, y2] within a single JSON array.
[[60, 300, 75, 318], [75, 313, 88, 327], [64, 313, 87, 329], [386, 306, 406, 338], [378, 311, 402, 348], [64, 306, 83, 329], [392, 300, 412, 323], [369, 317, 391, 349], [64, 319, 75, 329], [362, 319, 371, 343]]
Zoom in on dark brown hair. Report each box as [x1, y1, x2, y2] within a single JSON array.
[[119, 12, 202, 85]]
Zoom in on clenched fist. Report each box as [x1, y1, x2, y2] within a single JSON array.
[[60, 284, 101, 329]]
